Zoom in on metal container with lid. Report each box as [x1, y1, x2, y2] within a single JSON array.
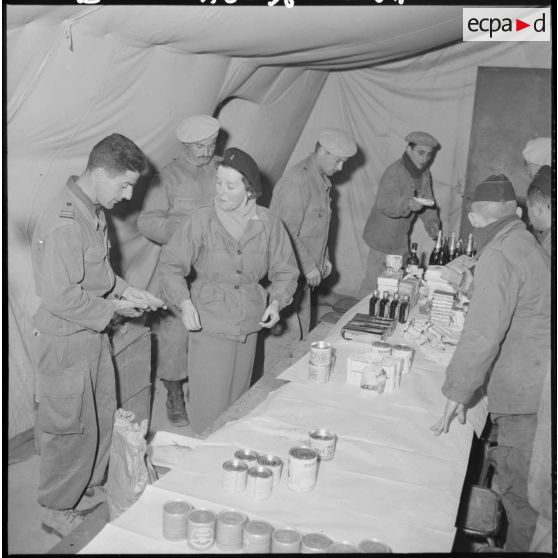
[[327, 541, 360, 553], [234, 448, 260, 464], [287, 446, 318, 492], [246, 465, 273, 500], [162, 499, 191, 541], [187, 508, 216, 550], [370, 340, 392, 356], [358, 538, 393, 553], [243, 519, 273, 553], [391, 344, 414, 375], [301, 532, 333, 553], [310, 341, 332, 365], [216, 509, 246, 551], [222, 458, 248, 493], [271, 528, 302, 553], [308, 429, 337, 461], [257, 454, 283, 487]]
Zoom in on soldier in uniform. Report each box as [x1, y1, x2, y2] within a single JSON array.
[[269, 128, 357, 339], [31, 133, 164, 538], [137, 115, 221, 426]]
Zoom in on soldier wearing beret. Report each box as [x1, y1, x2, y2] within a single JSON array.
[[432, 175, 550, 552], [159, 148, 299, 433], [526, 164, 552, 256], [357, 131, 441, 299], [31, 134, 163, 537], [137, 114, 221, 426], [269, 128, 357, 339]]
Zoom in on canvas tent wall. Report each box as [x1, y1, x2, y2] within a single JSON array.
[[7, 5, 552, 439]]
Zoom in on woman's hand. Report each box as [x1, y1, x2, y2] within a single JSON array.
[[259, 300, 280, 328], [180, 299, 201, 331]]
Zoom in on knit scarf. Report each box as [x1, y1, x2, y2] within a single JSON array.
[[214, 195, 258, 242], [472, 214, 522, 255], [402, 152, 429, 179]]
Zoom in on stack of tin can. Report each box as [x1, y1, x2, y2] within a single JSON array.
[[308, 341, 333, 384]]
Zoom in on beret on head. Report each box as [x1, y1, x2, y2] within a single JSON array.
[[405, 131, 440, 149], [522, 137, 551, 166], [531, 165, 552, 198], [176, 115, 220, 143], [318, 128, 357, 158], [223, 147, 261, 195], [472, 174, 517, 203]]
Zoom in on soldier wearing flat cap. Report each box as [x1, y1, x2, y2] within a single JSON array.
[[432, 174, 550, 553], [526, 165, 552, 256], [158, 147, 298, 433], [357, 131, 441, 298], [269, 127, 357, 339], [137, 114, 221, 426]]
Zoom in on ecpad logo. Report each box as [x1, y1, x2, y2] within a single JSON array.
[[463, 8, 550, 42]]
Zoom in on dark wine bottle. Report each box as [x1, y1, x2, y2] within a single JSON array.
[[429, 230, 442, 266], [389, 293, 400, 319], [398, 295, 410, 323], [368, 290, 380, 317], [379, 291, 390, 318]]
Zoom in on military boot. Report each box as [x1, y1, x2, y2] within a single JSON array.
[[162, 380, 189, 426]]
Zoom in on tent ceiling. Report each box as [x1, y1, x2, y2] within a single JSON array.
[[6, 5, 463, 69]]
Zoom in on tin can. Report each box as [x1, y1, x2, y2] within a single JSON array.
[[327, 541, 360, 553], [391, 344, 414, 375], [308, 429, 337, 461], [370, 341, 392, 357], [271, 528, 302, 553], [216, 510, 246, 551], [162, 499, 191, 541], [187, 508, 216, 550], [243, 519, 273, 553], [308, 361, 331, 384], [234, 448, 260, 465], [246, 465, 273, 500], [358, 538, 392, 553], [301, 532, 333, 553], [310, 341, 332, 365], [257, 454, 283, 487], [222, 459, 248, 493], [287, 446, 318, 492]]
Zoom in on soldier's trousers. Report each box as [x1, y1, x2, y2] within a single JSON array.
[[33, 329, 116, 510], [151, 307, 189, 382]]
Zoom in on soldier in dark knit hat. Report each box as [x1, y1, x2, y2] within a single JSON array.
[[432, 174, 550, 552]]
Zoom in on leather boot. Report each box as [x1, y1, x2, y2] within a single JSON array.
[[162, 380, 189, 426]]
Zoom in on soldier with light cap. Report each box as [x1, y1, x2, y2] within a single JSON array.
[[522, 137, 551, 180], [269, 127, 357, 339], [358, 131, 441, 299], [138, 114, 221, 426]]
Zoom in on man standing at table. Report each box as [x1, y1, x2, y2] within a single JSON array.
[[31, 134, 163, 537], [431, 175, 550, 552], [357, 131, 441, 299], [269, 128, 357, 339], [137, 114, 220, 426]]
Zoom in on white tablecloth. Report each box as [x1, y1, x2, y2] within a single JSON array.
[[81, 295, 487, 554]]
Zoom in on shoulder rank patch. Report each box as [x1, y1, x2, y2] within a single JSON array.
[[59, 202, 74, 219]]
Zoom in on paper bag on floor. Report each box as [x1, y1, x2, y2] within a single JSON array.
[[106, 408, 157, 521]]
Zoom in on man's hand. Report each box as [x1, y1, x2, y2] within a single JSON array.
[[122, 286, 166, 311], [180, 299, 201, 331], [323, 259, 333, 279], [259, 300, 280, 328], [305, 267, 322, 288], [408, 198, 424, 212], [114, 299, 144, 318], [431, 398, 466, 436]]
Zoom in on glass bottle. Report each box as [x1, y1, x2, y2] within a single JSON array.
[[379, 291, 390, 318], [448, 231, 457, 261], [368, 290, 380, 317], [398, 295, 410, 324], [439, 236, 450, 265], [465, 233, 475, 257], [406, 242, 420, 275], [455, 238, 463, 258], [389, 293, 400, 320], [429, 231, 442, 266]]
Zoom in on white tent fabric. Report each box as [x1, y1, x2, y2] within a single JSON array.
[[7, 5, 551, 438]]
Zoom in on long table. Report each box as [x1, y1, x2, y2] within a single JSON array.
[[80, 295, 487, 553]]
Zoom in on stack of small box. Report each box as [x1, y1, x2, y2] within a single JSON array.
[[424, 266, 455, 300], [398, 275, 420, 307], [377, 269, 403, 296], [430, 289, 454, 326]]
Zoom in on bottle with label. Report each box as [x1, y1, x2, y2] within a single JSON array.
[[389, 293, 400, 319], [379, 291, 390, 318], [398, 295, 410, 324], [465, 233, 475, 257], [429, 231, 443, 266], [406, 243, 420, 275], [368, 290, 380, 317], [438, 236, 450, 265], [448, 231, 457, 261], [455, 238, 463, 258]]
